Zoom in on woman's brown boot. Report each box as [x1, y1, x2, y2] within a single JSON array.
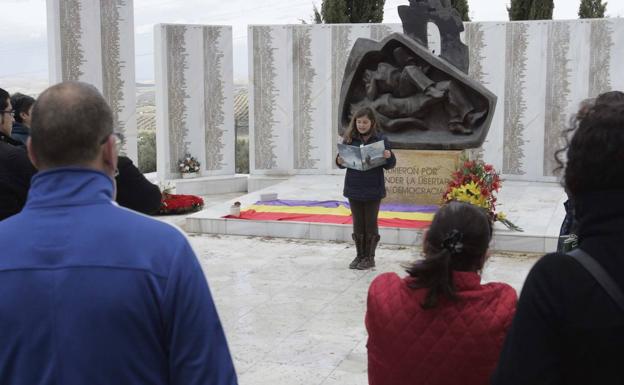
[[349, 233, 366, 269], [356, 234, 380, 270]]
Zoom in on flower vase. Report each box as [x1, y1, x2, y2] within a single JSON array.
[[229, 205, 241, 217], [181, 172, 199, 179]]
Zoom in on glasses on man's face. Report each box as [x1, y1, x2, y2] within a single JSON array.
[[100, 132, 125, 147], [112, 132, 124, 148], [98, 132, 124, 178]]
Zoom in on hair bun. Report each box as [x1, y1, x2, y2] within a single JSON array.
[[442, 229, 464, 254]]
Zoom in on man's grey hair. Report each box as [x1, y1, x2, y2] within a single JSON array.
[[30, 81, 113, 168]]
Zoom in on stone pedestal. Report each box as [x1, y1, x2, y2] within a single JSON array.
[[385, 150, 463, 205]]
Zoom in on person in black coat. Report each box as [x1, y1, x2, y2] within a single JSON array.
[[492, 93, 624, 384], [337, 107, 396, 270], [115, 155, 162, 215], [0, 87, 37, 220], [1, 87, 160, 218], [556, 92, 624, 252], [10, 93, 35, 145]]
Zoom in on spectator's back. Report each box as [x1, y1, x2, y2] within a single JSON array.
[[366, 201, 517, 385], [0, 81, 237, 385], [493, 93, 624, 385], [0, 171, 235, 384]]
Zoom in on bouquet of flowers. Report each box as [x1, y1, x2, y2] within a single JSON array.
[[179, 155, 201, 174], [443, 158, 522, 231]]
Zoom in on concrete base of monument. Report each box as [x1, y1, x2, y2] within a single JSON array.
[[385, 150, 463, 205], [247, 174, 291, 192], [173, 174, 248, 195], [185, 174, 568, 254]]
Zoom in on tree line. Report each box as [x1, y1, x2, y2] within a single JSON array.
[[309, 0, 608, 23]]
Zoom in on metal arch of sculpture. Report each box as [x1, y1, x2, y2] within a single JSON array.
[[337, 0, 497, 150]]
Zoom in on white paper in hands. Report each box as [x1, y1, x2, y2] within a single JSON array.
[[337, 141, 387, 171]]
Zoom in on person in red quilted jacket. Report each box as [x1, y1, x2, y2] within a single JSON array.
[[365, 201, 517, 385]]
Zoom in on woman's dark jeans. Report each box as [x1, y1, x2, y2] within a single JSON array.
[[349, 198, 381, 235]]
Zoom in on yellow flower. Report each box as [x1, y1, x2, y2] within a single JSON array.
[[446, 181, 490, 210]]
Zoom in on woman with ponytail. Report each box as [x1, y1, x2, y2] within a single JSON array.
[[365, 201, 517, 385]]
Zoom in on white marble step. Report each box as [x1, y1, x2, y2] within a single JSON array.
[[185, 175, 567, 253]]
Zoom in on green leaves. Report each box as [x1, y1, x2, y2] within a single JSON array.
[[451, 0, 471, 22], [578, 0, 607, 18], [508, 0, 554, 21], [315, 0, 385, 24]]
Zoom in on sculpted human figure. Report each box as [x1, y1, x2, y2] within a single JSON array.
[[357, 47, 485, 135], [338, 0, 496, 149]]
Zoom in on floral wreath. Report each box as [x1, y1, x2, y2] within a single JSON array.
[[443, 158, 522, 231], [157, 184, 204, 215]]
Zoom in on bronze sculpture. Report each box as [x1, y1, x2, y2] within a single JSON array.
[[338, 0, 497, 150]]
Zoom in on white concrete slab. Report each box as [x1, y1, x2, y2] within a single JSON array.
[[159, 205, 541, 384], [47, 0, 137, 161], [184, 234, 540, 384], [247, 175, 291, 192], [174, 174, 248, 195], [154, 24, 235, 180]]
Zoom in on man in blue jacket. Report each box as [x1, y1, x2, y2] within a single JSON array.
[[0, 81, 237, 385]]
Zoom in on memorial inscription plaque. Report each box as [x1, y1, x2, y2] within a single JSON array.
[[384, 150, 462, 204]]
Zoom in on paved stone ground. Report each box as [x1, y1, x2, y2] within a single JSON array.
[[183, 233, 540, 385]]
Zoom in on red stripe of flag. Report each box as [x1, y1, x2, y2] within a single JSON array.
[[223, 210, 430, 229]]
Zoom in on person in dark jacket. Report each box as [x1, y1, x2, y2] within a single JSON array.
[[115, 155, 162, 215], [0, 87, 37, 220], [366, 201, 516, 385], [10, 92, 35, 144], [337, 107, 396, 270], [556, 92, 624, 252], [492, 93, 624, 385], [0, 81, 237, 385], [0, 88, 14, 137]]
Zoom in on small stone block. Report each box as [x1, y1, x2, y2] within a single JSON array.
[[260, 193, 278, 201]]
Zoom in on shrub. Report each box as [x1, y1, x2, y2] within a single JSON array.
[[236, 137, 249, 174], [137, 131, 249, 174], [138, 130, 156, 173]]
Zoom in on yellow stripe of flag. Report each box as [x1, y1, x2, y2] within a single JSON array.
[[245, 204, 434, 222]]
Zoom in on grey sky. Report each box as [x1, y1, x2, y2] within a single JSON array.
[[1, 0, 623, 92]]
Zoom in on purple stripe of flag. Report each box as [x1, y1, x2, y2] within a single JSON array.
[[381, 203, 439, 213], [255, 200, 345, 208], [255, 199, 438, 213]]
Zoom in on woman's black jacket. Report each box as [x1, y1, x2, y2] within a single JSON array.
[[337, 133, 396, 201]]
